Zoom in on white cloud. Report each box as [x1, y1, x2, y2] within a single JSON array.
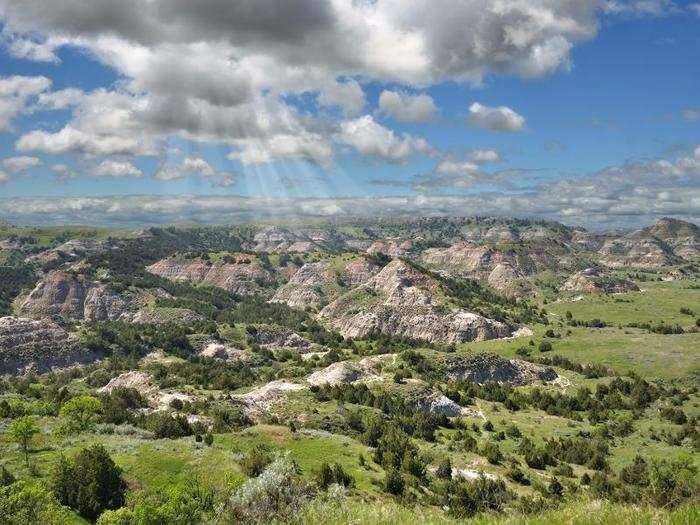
[[604, 1, 680, 17], [468, 102, 525, 132], [229, 132, 333, 167], [50, 164, 78, 181], [681, 109, 700, 121], [436, 160, 480, 176], [94, 160, 143, 178], [0, 75, 51, 130], [338, 115, 431, 163], [17, 126, 146, 156], [378, 90, 437, 122], [2, 155, 42, 172], [469, 149, 501, 163], [317, 79, 366, 116], [0, 171, 8, 184], [155, 157, 238, 187], [691, 3, 700, 16], [0, 0, 601, 168]]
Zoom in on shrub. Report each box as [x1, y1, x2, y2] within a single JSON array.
[[58, 395, 102, 434], [0, 481, 72, 524], [445, 476, 511, 518], [146, 412, 193, 439], [227, 453, 313, 522], [481, 441, 503, 465], [52, 445, 127, 521], [383, 469, 405, 496], [315, 463, 354, 489], [538, 341, 553, 353], [204, 432, 214, 446], [240, 445, 273, 478], [6, 416, 40, 468], [436, 458, 452, 480], [644, 458, 697, 508]]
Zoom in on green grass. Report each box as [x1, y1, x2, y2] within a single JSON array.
[[547, 280, 700, 327]]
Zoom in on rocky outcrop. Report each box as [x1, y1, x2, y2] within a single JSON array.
[[598, 232, 680, 269], [366, 239, 414, 258], [235, 380, 306, 418], [271, 261, 330, 309], [0, 316, 100, 374], [26, 239, 106, 265], [271, 257, 381, 310], [318, 260, 514, 344], [562, 268, 640, 294], [245, 324, 317, 352], [442, 353, 557, 385], [146, 255, 274, 296], [306, 355, 393, 386], [100, 371, 159, 400], [643, 218, 699, 259], [414, 392, 464, 417], [128, 307, 204, 325], [19, 271, 129, 321], [199, 341, 249, 361]]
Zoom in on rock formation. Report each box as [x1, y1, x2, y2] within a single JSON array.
[[441, 353, 557, 385], [318, 260, 514, 343], [562, 268, 640, 294], [19, 271, 128, 321], [0, 316, 100, 374], [146, 255, 274, 295]]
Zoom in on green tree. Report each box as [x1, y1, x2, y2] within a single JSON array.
[[0, 481, 72, 525], [52, 445, 126, 521], [6, 416, 40, 468], [59, 396, 102, 434]]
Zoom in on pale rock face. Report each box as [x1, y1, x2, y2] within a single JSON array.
[[235, 380, 306, 418], [100, 371, 159, 400], [146, 256, 273, 295], [199, 342, 249, 361], [562, 268, 639, 294], [26, 239, 106, 264], [0, 316, 100, 374], [319, 260, 515, 343], [246, 325, 316, 352], [598, 236, 679, 269], [271, 261, 330, 309], [306, 355, 392, 386], [19, 271, 128, 321], [414, 393, 463, 417], [366, 239, 413, 257], [644, 217, 700, 259]]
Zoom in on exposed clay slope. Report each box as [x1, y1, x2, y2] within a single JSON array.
[[271, 256, 380, 309], [643, 218, 699, 259], [0, 316, 100, 374], [562, 268, 640, 294], [441, 353, 557, 385], [146, 254, 274, 295], [19, 271, 128, 321], [318, 260, 514, 344]]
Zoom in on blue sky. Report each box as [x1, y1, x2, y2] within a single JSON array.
[[0, 1, 698, 228]]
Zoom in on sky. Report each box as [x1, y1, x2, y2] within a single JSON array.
[[0, 0, 698, 229]]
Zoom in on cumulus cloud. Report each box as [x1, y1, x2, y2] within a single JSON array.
[[0, 0, 601, 167], [436, 160, 480, 176], [317, 79, 366, 116], [468, 102, 525, 132], [469, 149, 501, 163], [0, 75, 51, 130], [155, 157, 238, 187], [682, 109, 700, 121], [378, 90, 437, 122], [338, 115, 431, 163], [1, 155, 42, 172], [50, 164, 78, 181], [229, 132, 333, 167], [604, 0, 680, 17], [94, 160, 143, 178]]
